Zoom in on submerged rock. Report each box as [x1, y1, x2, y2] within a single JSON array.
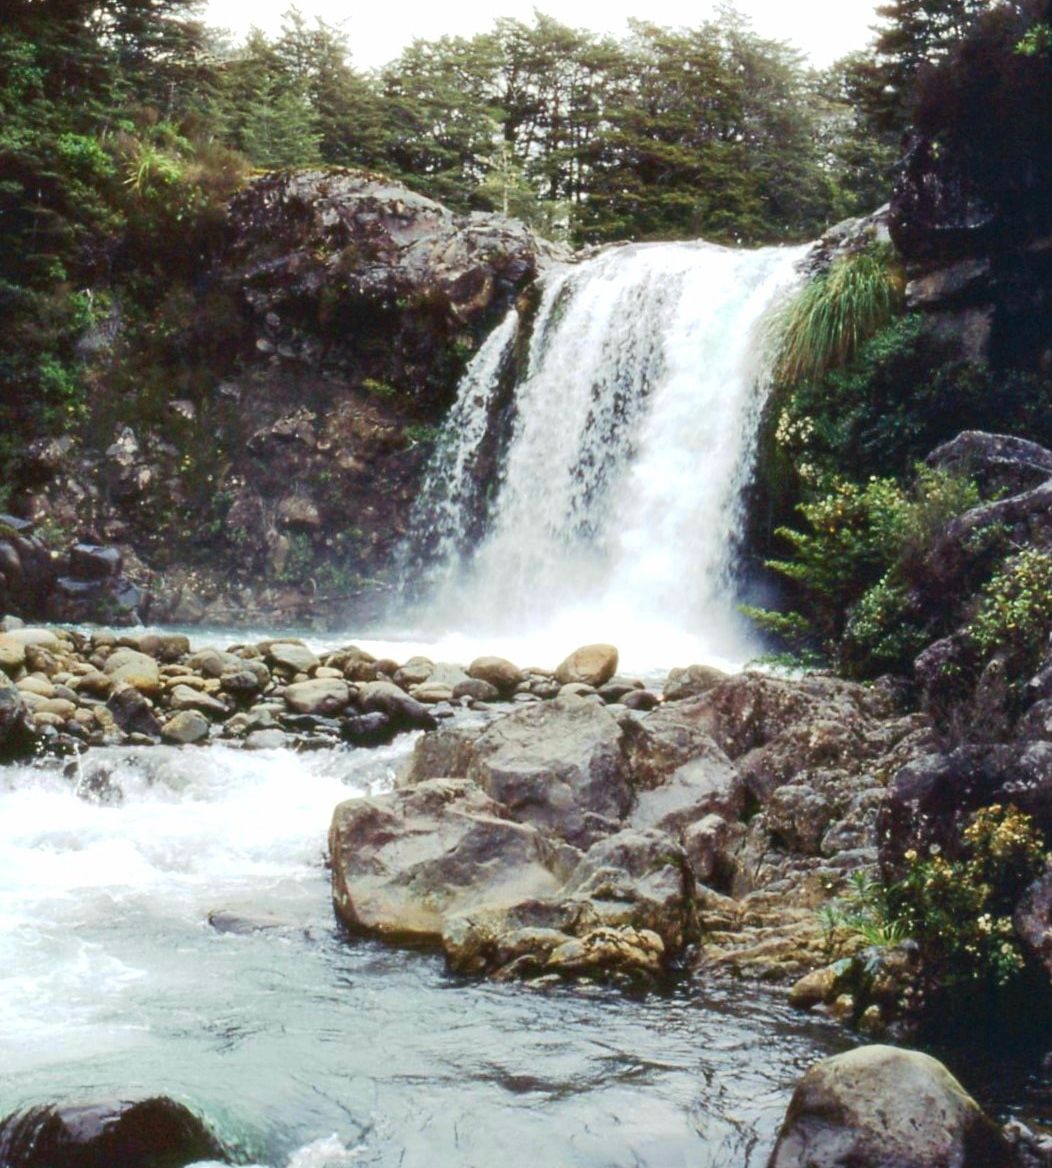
[[768, 1045, 1016, 1168]]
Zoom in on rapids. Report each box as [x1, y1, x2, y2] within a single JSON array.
[[0, 737, 852, 1167]]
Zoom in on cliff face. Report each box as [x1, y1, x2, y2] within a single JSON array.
[[5, 169, 565, 626], [889, 131, 1052, 373]]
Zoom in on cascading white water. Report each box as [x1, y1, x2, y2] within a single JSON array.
[[403, 240, 807, 669]]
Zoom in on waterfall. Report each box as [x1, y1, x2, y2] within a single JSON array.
[[400, 240, 807, 668]]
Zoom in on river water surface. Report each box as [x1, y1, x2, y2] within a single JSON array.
[[0, 733, 856, 1167]]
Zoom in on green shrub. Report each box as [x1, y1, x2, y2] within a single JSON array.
[[967, 547, 1052, 673], [744, 467, 979, 673], [769, 244, 904, 386], [887, 805, 1047, 991]]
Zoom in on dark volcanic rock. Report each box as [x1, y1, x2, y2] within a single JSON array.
[[0, 1097, 227, 1168], [878, 743, 1052, 876]]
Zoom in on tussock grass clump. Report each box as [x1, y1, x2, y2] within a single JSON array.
[[771, 245, 904, 385]]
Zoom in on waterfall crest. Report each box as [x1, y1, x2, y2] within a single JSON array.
[[400, 240, 807, 667]]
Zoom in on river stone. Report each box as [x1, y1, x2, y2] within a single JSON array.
[[663, 663, 727, 702], [1, 627, 62, 650], [265, 641, 319, 676], [554, 643, 619, 688], [102, 648, 161, 696], [462, 693, 632, 846], [393, 656, 435, 688], [106, 684, 162, 739], [329, 778, 570, 944], [161, 709, 210, 745], [284, 678, 350, 716], [767, 1045, 1015, 1168], [468, 656, 523, 693], [358, 680, 437, 731], [186, 647, 242, 678], [0, 635, 27, 674], [453, 677, 500, 703], [0, 1097, 226, 1168], [411, 682, 456, 704], [167, 684, 229, 718], [17, 675, 54, 698]]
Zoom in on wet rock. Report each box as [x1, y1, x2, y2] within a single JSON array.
[[357, 680, 437, 731], [329, 779, 571, 944], [340, 711, 392, 746], [102, 649, 161, 696], [106, 684, 162, 739], [166, 685, 229, 718], [768, 1045, 1015, 1168], [0, 1097, 227, 1168], [161, 710, 210, 745], [69, 544, 122, 581], [0, 634, 27, 674], [452, 677, 500, 703], [283, 678, 350, 716], [265, 641, 319, 676], [663, 663, 727, 702], [0, 672, 29, 758], [467, 656, 523, 693], [554, 643, 619, 688]]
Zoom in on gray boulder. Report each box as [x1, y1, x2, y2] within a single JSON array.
[[460, 693, 631, 846], [329, 779, 572, 944], [768, 1045, 1015, 1168]]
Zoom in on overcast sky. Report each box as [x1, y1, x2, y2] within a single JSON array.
[[202, 0, 882, 70]]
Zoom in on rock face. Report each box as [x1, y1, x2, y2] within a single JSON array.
[[333, 668, 934, 986], [768, 1045, 1016, 1168], [0, 1097, 226, 1168], [3, 170, 565, 628]]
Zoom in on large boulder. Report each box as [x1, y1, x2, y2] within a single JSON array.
[[329, 779, 572, 944], [767, 1045, 1016, 1168], [1015, 869, 1052, 985], [434, 693, 632, 847], [0, 1097, 226, 1168]]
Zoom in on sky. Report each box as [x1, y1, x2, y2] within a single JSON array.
[[202, 0, 883, 70]]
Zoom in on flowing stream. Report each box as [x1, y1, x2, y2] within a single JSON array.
[[399, 240, 807, 671], [0, 738, 852, 1167]]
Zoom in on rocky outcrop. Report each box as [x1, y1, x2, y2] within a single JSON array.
[[768, 1046, 1018, 1168], [330, 665, 935, 986], [4, 170, 565, 628], [889, 131, 1052, 369]]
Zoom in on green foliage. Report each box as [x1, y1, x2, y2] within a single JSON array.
[[967, 548, 1052, 672], [361, 378, 398, 400], [746, 467, 980, 673], [770, 245, 904, 386], [888, 805, 1048, 990], [819, 870, 911, 950], [779, 317, 1052, 472]]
